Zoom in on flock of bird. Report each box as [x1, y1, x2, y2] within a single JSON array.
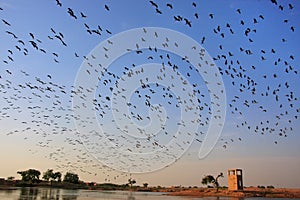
[[0, 0, 299, 181]]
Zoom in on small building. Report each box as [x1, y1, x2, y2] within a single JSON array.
[[228, 169, 243, 191]]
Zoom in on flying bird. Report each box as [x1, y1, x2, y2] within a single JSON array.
[[184, 18, 192, 27], [67, 8, 77, 19], [149, 1, 158, 8], [80, 12, 87, 18], [55, 0, 62, 7], [166, 3, 173, 9], [2, 19, 11, 26]]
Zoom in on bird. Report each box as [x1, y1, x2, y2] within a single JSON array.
[[166, 3, 173, 9], [290, 26, 295, 32], [67, 8, 77, 19], [279, 5, 283, 11], [29, 32, 35, 39], [18, 40, 25, 45], [155, 8, 162, 14], [5, 31, 17, 39], [2, 19, 11, 26], [201, 36, 205, 44], [29, 41, 38, 50], [80, 12, 87, 18], [104, 4, 110, 11], [259, 15, 264, 20], [149, 1, 158, 8], [55, 0, 62, 7], [174, 15, 182, 21], [7, 56, 14, 62], [270, 0, 277, 5], [51, 28, 56, 34], [184, 18, 192, 27]]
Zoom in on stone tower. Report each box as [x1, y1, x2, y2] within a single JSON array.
[[228, 169, 243, 191]]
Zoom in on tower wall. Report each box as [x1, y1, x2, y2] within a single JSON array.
[[228, 169, 243, 191]]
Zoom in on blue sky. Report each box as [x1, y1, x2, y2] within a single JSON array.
[[0, 0, 299, 187]]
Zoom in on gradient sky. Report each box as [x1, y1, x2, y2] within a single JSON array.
[[0, 0, 299, 188]]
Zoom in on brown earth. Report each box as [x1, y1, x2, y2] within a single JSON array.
[[165, 187, 300, 198]]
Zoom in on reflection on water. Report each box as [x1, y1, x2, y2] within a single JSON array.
[[127, 192, 135, 200], [19, 187, 38, 200], [40, 188, 60, 200], [202, 197, 245, 200], [0, 187, 295, 200]]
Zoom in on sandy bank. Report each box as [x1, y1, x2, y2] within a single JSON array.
[[166, 187, 300, 198]]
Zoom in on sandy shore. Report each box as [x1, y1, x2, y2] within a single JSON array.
[[166, 187, 300, 198]]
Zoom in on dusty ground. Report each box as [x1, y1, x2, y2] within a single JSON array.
[[165, 187, 300, 198]]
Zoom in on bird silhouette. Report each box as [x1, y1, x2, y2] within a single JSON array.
[[80, 12, 87, 18], [2, 19, 11, 26], [67, 8, 77, 19], [166, 3, 173, 9], [149, 1, 158, 8], [55, 0, 62, 7]]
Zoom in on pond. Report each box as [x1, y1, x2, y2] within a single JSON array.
[[0, 187, 298, 200]]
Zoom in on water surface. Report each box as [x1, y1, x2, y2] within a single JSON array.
[[0, 187, 298, 200]]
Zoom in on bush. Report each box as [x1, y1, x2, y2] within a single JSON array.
[[267, 185, 275, 189]]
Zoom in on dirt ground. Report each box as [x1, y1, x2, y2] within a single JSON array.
[[165, 187, 300, 198]]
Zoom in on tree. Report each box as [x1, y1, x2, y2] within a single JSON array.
[[53, 172, 62, 182], [43, 169, 54, 181], [143, 183, 148, 188], [128, 178, 136, 188], [201, 172, 223, 192], [17, 169, 41, 183], [63, 172, 79, 184], [43, 169, 62, 182]]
